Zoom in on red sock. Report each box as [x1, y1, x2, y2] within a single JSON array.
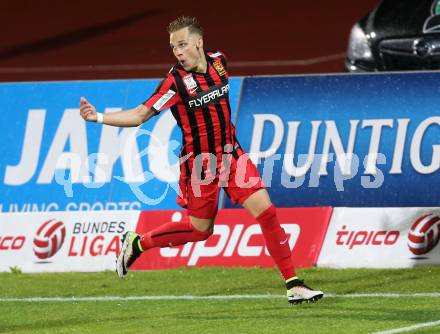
[[140, 220, 212, 250], [256, 205, 296, 280]]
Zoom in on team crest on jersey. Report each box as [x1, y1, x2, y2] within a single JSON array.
[[183, 74, 198, 93], [213, 60, 226, 76]]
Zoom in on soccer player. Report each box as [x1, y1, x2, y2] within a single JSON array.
[[79, 16, 323, 305]]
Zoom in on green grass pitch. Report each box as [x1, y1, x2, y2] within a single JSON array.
[[1, 266, 439, 333]]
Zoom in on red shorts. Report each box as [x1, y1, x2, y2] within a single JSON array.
[[177, 150, 264, 219]]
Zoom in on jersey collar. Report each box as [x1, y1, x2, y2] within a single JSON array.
[[175, 52, 211, 75]]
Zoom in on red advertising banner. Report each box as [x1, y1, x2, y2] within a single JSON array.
[[131, 207, 332, 270]]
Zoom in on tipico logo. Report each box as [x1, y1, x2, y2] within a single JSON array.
[[408, 213, 440, 255], [33, 219, 66, 259]]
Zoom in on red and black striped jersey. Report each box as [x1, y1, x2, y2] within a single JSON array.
[[144, 50, 240, 177]]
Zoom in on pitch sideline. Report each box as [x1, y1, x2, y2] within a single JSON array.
[[1, 292, 440, 302], [371, 319, 440, 334]]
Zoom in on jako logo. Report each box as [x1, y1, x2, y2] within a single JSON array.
[[408, 213, 440, 255], [33, 219, 66, 259]]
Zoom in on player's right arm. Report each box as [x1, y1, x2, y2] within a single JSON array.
[[79, 97, 155, 127], [79, 73, 179, 127]]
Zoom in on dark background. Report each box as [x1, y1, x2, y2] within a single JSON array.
[[0, 0, 379, 82]]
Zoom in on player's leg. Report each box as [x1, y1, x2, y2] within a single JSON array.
[[116, 175, 219, 278], [242, 189, 296, 281], [116, 216, 214, 278], [226, 152, 323, 304], [242, 189, 324, 304]]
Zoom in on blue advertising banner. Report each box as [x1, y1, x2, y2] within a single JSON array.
[[227, 72, 440, 207], [0, 78, 242, 212]]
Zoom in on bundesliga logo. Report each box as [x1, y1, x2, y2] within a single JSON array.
[[407, 213, 440, 255], [33, 219, 66, 259]]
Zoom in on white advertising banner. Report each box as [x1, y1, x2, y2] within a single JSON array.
[[318, 207, 440, 268], [0, 211, 140, 272]]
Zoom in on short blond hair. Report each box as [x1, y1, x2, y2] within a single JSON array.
[[167, 16, 203, 36]]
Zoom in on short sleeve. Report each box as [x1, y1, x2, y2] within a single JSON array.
[[144, 74, 180, 114]]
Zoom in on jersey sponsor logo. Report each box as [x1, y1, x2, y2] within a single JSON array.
[[153, 89, 176, 110], [213, 60, 226, 76], [188, 83, 229, 109], [183, 74, 198, 94]]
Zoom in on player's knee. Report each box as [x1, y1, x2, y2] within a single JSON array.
[[196, 228, 213, 241], [190, 216, 215, 233], [256, 204, 277, 229]]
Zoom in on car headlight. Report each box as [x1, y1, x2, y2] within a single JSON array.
[[347, 23, 373, 61]]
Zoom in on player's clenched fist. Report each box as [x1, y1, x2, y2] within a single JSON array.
[[79, 97, 97, 122]]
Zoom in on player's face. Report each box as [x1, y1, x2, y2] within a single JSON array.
[[170, 27, 203, 71]]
